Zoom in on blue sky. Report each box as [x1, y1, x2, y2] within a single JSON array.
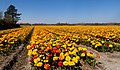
[[0, 0, 120, 24]]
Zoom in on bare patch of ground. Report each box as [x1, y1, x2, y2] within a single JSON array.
[[0, 44, 24, 70], [79, 44, 120, 70], [10, 46, 31, 70]]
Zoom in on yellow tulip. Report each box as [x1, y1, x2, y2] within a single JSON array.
[[34, 63, 37, 66], [10, 41, 14, 44], [0, 44, 3, 46], [91, 41, 94, 43], [76, 56, 80, 60], [32, 51, 38, 55], [76, 39, 79, 42], [39, 55, 44, 57], [65, 56, 71, 61], [27, 49, 32, 56], [69, 51, 72, 55], [41, 47, 45, 50], [33, 49, 38, 52], [65, 52, 69, 56], [37, 62, 43, 67], [82, 48, 87, 51], [71, 51, 76, 55], [62, 44, 66, 48], [72, 57, 78, 63], [68, 44, 72, 46], [109, 44, 113, 47], [63, 61, 68, 66], [101, 41, 105, 43], [44, 60, 49, 63], [68, 61, 75, 66], [53, 57, 58, 61], [34, 57, 40, 63], [87, 52, 93, 57], [81, 53, 85, 57], [78, 47, 82, 51], [27, 45, 31, 49], [4, 40, 7, 42], [95, 45, 97, 48], [36, 41, 39, 44], [92, 43, 95, 45]]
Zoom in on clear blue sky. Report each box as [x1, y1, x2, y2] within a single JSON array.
[[0, 0, 120, 24]]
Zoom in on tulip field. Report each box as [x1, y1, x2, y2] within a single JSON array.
[[0, 26, 120, 70], [0, 26, 33, 55]]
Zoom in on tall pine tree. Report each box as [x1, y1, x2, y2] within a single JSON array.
[[4, 5, 21, 24]]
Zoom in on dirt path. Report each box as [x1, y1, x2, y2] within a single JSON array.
[[10, 46, 31, 70], [0, 44, 24, 70], [79, 44, 120, 70], [98, 52, 120, 70], [9, 27, 34, 70]]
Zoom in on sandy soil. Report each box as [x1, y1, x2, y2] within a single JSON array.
[[10, 47, 31, 70], [79, 44, 120, 70]]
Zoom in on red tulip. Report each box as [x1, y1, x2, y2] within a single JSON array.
[[48, 54, 53, 57], [53, 47, 57, 50], [114, 38, 117, 40], [58, 61, 63, 66], [30, 44, 35, 49], [33, 55, 38, 60], [83, 51, 86, 54], [64, 49, 67, 52], [56, 46, 60, 49], [97, 35, 100, 38], [105, 43, 108, 47], [90, 52, 93, 54], [38, 50, 43, 53], [56, 50, 61, 53], [92, 38, 94, 40], [52, 49, 56, 53], [42, 43, 44, 46]]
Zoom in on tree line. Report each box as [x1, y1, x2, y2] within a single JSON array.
[[19, 22, 120, 26]]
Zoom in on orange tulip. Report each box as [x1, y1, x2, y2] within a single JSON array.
[[44, 64, 50, 70], [56, 50, 61, 53]]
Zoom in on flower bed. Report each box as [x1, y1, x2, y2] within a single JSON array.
[[0, 26, 33, 55], [27, 26, 96, 70], [45, 26, 120, 52]]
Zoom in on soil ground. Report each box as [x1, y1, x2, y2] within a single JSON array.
[[79, 44, 120, 70], [10, 46, 31, 70]]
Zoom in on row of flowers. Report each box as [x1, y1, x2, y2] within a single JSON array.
[[27, 26, 96, 70], [0, 27, 23, 35], [0, 26, 33, 55], [45, 26, 120, 52]]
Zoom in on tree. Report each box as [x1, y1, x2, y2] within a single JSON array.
[[4, 5, 21, 24]]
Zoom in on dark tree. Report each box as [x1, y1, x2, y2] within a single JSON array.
[[4, 5, 21, 24]]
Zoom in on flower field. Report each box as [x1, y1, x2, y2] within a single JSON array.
[[0, 26, 120, 70], [0, 26, 33, 54], [26, 26, 120, 70]]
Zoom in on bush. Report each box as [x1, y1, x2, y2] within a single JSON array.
[[0, 19, 20, 30]]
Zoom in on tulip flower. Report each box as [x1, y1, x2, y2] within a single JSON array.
[[58, 61, 63, 66]]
